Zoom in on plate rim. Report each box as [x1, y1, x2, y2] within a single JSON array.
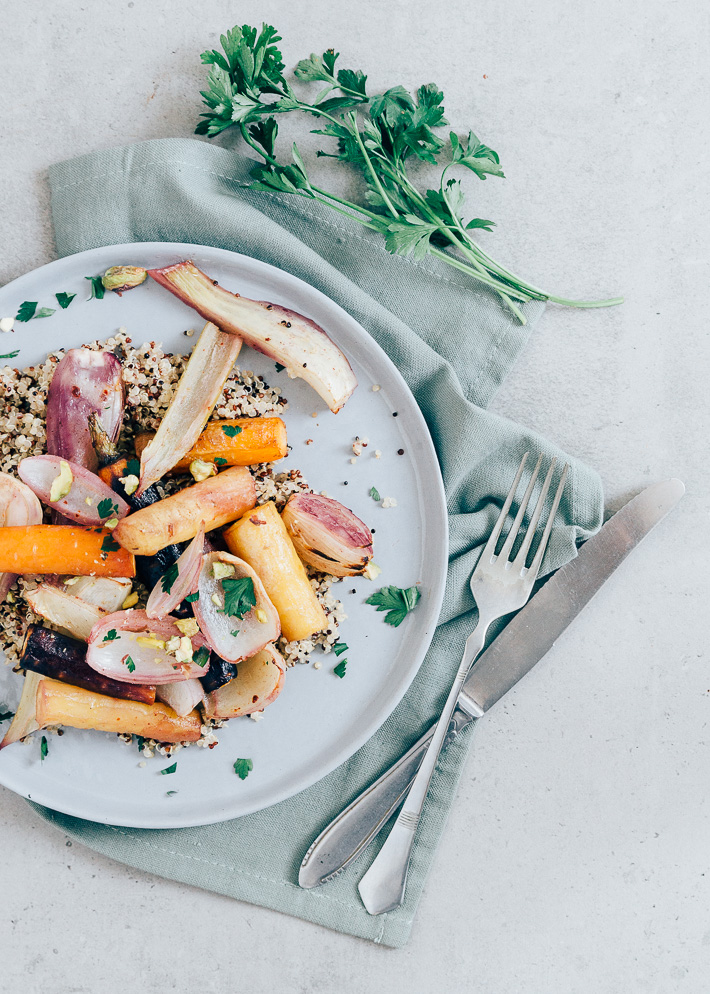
[[0, 240, 449, 828]]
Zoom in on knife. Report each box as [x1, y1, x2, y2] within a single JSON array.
[[299, 478, 685, 889]]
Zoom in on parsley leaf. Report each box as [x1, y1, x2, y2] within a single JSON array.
[[135, 735, 145, 753], [369, 486, 380, 501], [194, 646, 210, 668], [102, 629, 119, 642], [85, 275, 105, 300], [100, 534, 120, 553], [166, 790, 178, 796], [15, 301, 37, 322], [0, 705, 15, 722], [230, 630, 240, 637], [333, 659, 347, 678], [332, 641, 348, 656], [34, 307, 56, 319], [161, 762, 178, 775], [221, 424, 242, 438], [160, 562, 179, 594], [233, 757, 253, 780], [185, 591, 200, 603], [214, 457, 227, 466], [97, 497, 118, 519], [124, 655, 136, 673], [0, 351, 19, 360], [55, 291, 76, 309], [274, 362, 286, 372], [366, 584, 421, 627], [222, 576, 256, 619], [126, 457, 140, 476], [40, 735, 49, 761]]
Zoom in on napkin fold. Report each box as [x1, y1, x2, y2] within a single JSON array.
[[31, 138, 603, 947]]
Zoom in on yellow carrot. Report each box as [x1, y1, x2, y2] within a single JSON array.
[[223, 501, 328, 642], [0, 526, 135, 577], [35, 677, 202, 742], [134, 417, 288, 471]]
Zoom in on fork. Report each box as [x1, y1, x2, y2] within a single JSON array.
[[357, 451, 569, 915]]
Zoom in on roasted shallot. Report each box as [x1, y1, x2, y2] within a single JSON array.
[[87, 610, 210, 684], [281, 493, 374, 576], [18, 455, 130, 527]]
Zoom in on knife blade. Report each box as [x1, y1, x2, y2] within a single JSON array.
[[299, 478, 685, 888]]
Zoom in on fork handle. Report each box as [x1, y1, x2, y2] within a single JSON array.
[[357, 623, 490, 915]]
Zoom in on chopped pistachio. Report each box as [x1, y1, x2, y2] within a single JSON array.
[[49, 460, 73, 502], [136, 636, 166, 650], [104, 517, 119, 530], [174, 636, 194, 663], [189, 458, 217, 483], [211, 593, 224, 609], [175, 618, 199, 637], [212, 561, 235, 581], [121, 591, 139, 609], [165, 636, 182, 653], [255, 608, 268, 624], [121, 474, 140, 496], [85, 496, 93, 505], [102, 265, 147, 293], [363, 561, 382, 581]]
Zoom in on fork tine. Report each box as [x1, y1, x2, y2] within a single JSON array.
[[498, 453, 544, 562], [526, 462, 570, 579], [480, 452, 529, 561], [513, 457, 557, 567]]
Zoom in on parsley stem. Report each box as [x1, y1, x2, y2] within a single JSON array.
[[347, 112, 400, 219]]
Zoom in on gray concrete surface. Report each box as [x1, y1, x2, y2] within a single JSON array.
[[1, 0, 708, 991]]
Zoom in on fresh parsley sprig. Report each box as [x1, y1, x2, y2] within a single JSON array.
[[194, 23, 622, 324], [366, 584, 421, 627]]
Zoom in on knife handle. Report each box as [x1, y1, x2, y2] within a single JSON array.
[[298, 707, 474, 889]]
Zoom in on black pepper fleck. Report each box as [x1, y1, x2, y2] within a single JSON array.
[[343, 481, 349, 486], [350, 589, 357, 594], [392, 412, 398, 417], [397, 448, 404, 455]]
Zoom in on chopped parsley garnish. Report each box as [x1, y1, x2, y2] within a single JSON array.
[[0, 351, 19, 360], [230, 629, 240, 637], [366, 584, 421, 627], [160, 762, 178, 775], [102, 628, 119, 642], [85, 275, 105, 300], [100, 535, 120, 554], [333, 659, 348, 678], [40, 735, 49, 761], [0, 705, 15, 722], [369, 486, 381, 501], [221, 424, 242, 438], [35, 307, 55, 319], [135, 735, 145, 753], [55, 291, 76, 309], [214, 457, 227, 466], [274, 362, 286, 372], [222, 576, 256, 619], [97, 497, 119, 519], [15, 301, 38, 322], [194, 646, 210, 668], [332, 641, 348, 656], [124, 655, 136, 673], [185, 591, 200, 603], [166, 790, 178, 796], [233, 758, 253, 780], [126, 457, 140, 476], [160, 562, 180, 594]]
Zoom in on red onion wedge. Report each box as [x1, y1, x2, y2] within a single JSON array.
[[87, 610, 211, 684], [192, 551, 280, 664], [18, 456, 130, 527], [202, 645, 285, 720], [46, 349, 124, 473], [156, 679, 205, 718], [145, 527, 205, 620], [148, 261, 357, 414], [0, 473, 43, 602], [137, 321, 242, 495], [281, 493, 374, 576]]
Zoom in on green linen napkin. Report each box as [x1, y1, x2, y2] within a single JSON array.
[[31, 137, 603, 947]]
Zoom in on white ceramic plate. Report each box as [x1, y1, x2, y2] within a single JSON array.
[[0, 242, 447, 828]]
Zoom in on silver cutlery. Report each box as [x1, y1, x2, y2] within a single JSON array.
[[357, 451, 568, 915], [299, 478, 685, 894]]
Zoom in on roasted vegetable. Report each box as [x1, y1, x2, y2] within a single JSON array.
[[155, 679, 204, 717], [20, 625, 155, 704], [0, 473, 42, 603], [62, 576, 133, 612], [148, 261, 357, 413], [0, 525, 135, 577], [101, 265, 147, 293], [18, 455, 130, 527], [223, 501, 327, 642], [137, 321, 243, 495], [112, 466, 256, 556], [34, 677, 202, 742], [198, 652, 238, 695], [281, 492, 374, 576], [46, 349, 124, 473], [0, 671, 42, 749], [145, 528, 204, 619], [134, 417, 288, 471], [87, 610, 211, 684], [24, 583, 107, 641], [192, 551, 280, 663], [202, 645, 285, 720]]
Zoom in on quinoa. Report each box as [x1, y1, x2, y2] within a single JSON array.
[[0, 330, 346, 746]]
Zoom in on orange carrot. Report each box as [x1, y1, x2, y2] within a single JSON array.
[[0, 526, 136, 577], [133, 417, 287, 471]]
